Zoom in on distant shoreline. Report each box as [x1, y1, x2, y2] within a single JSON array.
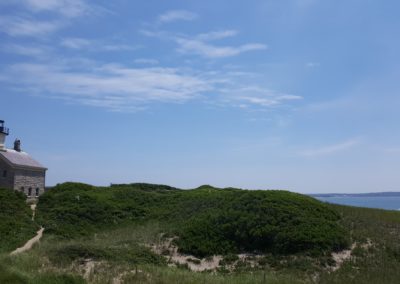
[[310, 192, 400, 198]]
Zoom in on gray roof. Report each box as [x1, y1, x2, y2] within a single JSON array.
[[0, 149, 46, 170]]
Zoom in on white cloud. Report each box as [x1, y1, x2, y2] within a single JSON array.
[[0, 0, 106, 37], [134, 58, 159, 65], [1, 43, 51, 57], [140, 28, 267, 58], [158, 10, 198, 23], [1, 62, 212, 111], [101, 44, 136, 51], [239, 94, 302, 107], [17, 0, 89, 18], [197, 30, 238, 41], [0, 59, 301, 112], [60, 37, 139, 51], [176, 38, 266, 58], [219, 86, 302, 108], [299, 139, 359, 157], [61, 38, 91, 49], [0, 16, 62, 37]]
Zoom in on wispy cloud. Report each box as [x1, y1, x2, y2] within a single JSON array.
[[178, 29, 267, 58], [60, 37, 139, 52], [0, 59, 301, 112], [1, 43, 51, 58], [299, 139, 359, 157], [158, 10, 198, 23], [176, 38, 266, 58], [197, 30, 238, 41], [0, 0, 106, 37], [239, 95, 302, 107], [102, 44, 136, 51], [0, 16, 62, 37], [14, 0, 91, 18], [1, 62, 212, 111], [61, 37, 91, 49], [134, 58, 159, 65], [141, 28, 267, 58], [218, 86, 302, 108]]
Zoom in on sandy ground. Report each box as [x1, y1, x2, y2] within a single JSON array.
[[150, 237, 263, 272], [330, 243, 356, 272], [10, 202, 44, 256], [83, 259, 96, 280], [10, 227, 44, 255], [30, 204, 36, 220], [152, 236, 372, 273], [150, 237, 224, 272], [330, 240, 372, 272]]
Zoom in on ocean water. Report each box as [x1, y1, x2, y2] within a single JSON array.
[[315, 196, 400, 211]]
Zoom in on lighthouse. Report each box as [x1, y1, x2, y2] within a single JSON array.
[[0, 120, 9, 151], [0, 120, 47, 198]]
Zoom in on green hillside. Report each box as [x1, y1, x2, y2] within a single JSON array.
[[36, 183, 349, 256], [1, 182, 400, 283]]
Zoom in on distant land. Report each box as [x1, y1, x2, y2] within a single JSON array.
[[311, 192, 400, 198]]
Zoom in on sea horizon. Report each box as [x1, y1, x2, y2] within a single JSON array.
[[314, 195, 400, 211]]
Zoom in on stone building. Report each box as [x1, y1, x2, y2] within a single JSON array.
[[0, 120, 47, 197]]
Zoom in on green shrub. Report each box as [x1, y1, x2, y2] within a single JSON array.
[[223, 254, 239, 264], [0, 262, 28, 283], [37, 183, 349, 258], [177, 191, 349, 256], [31, 273, 85, 284], [0, 187, 39, 253], [48, 242, 165, 266]]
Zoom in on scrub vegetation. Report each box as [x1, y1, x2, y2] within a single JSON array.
[[36, 183, 349, 257], [0, 188, 39, 253], [1, 183, 400, 283]]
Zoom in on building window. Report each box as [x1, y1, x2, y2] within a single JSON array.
[[28, 188, 32, 197], [2, 170, 6, 178], [35, 188, 39, 197], [21, 187, 24, 193]]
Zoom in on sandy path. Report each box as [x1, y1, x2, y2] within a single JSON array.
[[10, 227, 44, 255], [330, 243, 356, 272], [10, 202, 44, 256], [83, 259, 95, 280], [31, 204, 36, 220]]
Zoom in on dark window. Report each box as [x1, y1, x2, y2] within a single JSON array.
[[21, 187, 24, 193], [28, 188, 32, 196], [2, 170, 6, 178], [35, 188, 39, 197]]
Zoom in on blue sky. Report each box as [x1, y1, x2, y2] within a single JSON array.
[[1, 0, 400, 193]]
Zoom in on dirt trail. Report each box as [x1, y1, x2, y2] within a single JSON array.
[[83, 259, 95, 280], [10, 202, 44, 256], [31, 204, 36, 220], [330, 240, 373, 272], [10, 227, 44, 255]]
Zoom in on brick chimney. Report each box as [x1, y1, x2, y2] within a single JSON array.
[[14, 139, 21, 152]]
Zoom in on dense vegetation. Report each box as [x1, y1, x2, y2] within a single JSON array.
[[177, 190, 348, 256], [36, 183, 348, 256], [2, 182, 400, 283], [0, 188, 39, 253]]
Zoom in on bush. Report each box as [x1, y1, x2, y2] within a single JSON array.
[[0, 187, 39, 253], [48, 242, 166, 266], [177, 191, 349, 256], [37, 183, 349, 258]]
